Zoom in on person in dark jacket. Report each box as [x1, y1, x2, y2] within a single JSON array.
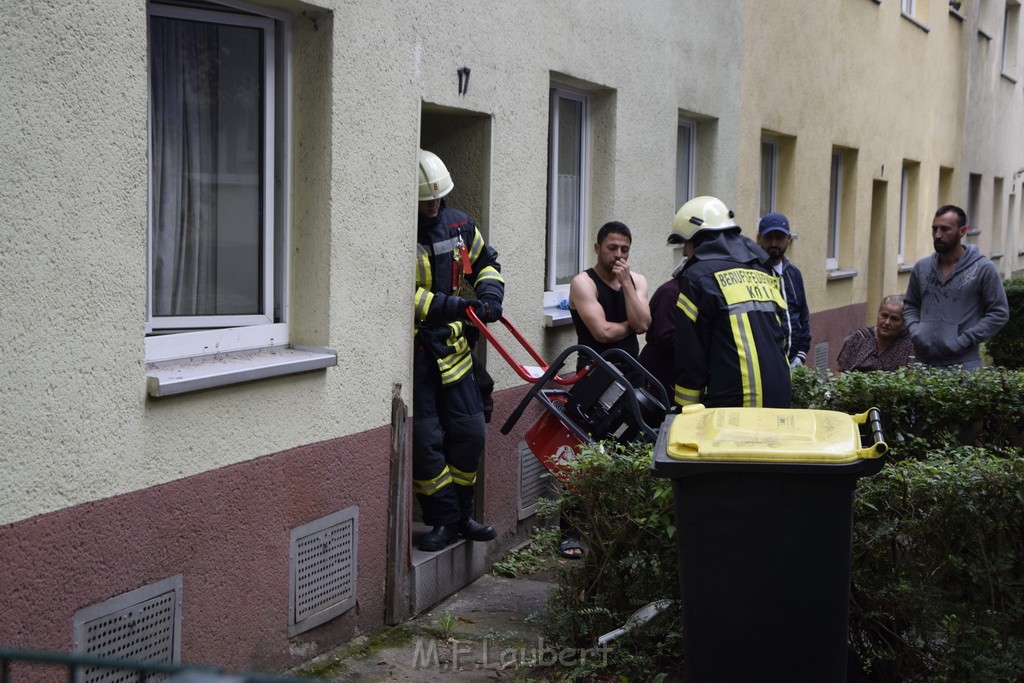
[[413, 149, 505, 552], [903, 205, 1008, 370], [756, 212, 811, 369], [671, 196, 791, 409], [639, 238, 694, 399]]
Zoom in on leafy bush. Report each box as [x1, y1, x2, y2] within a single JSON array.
[[790, 364, 1024, 454], [532, 367, 1024, 681], [850, 447, 1024, 681], [986, 276, 1024, 369], [540, 441, 684, 679]]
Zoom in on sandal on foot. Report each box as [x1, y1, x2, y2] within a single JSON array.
[[559, 537, 584, 560]]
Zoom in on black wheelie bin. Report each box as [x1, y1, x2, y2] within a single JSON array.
[[652, 404, 887, 682]]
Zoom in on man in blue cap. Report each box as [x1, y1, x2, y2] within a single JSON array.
[[757, 212, 810, 369]]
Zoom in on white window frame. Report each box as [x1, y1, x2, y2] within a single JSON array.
[[676, 117, 697, 211], [898, 164, 909, 266], [145, 0, 291, 364], [827, 151, 842, 271], [902, 0, 916, 17], [545, 86, 590, 294], [759, 138, 778, 217], [1001, 2, 1020, 75]]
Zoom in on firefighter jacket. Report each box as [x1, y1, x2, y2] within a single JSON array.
[[415, 203, 505, 385], [673, 230, 791, 409]]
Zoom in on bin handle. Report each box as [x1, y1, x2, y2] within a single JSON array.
[[852, 407, 888, 459]]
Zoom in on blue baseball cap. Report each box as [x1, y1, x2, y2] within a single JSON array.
[[758, 212, 792, 236]]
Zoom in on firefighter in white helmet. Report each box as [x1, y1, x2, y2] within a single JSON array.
[[413, 149, 505, 552], [669, 196, 791, 409]]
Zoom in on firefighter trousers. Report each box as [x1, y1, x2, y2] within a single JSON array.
[[412, 344, 486, 526]]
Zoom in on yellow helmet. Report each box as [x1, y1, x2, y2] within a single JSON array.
[[417, 149, 454, 201], [669, 196, 738, 243]]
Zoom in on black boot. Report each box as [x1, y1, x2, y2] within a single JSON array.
[[459, 518, 496, 542], [419, 524, 459, 551]]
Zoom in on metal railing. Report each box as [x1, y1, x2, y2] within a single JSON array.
[[0, 647, 320, 683]]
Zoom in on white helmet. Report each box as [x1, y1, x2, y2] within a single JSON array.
[[417, 149, 454, 201], [669, 195, 739, 243]]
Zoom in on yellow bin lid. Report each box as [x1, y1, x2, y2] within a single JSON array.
[[665, 404, 887, 464]]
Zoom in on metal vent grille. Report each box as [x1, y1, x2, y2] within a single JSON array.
[[73, 574, 182, 683], [518, 439, 550, 519], [289, 506, 358, 636], [814, 341, 830, 370]]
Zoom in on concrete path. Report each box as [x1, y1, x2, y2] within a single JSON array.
[[291, 574, 560, 681]]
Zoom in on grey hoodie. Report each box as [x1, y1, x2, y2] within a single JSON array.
[[903, 244, 1009, 367]]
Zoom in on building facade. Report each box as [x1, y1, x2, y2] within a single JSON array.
[[1, 0, 1021, 676]]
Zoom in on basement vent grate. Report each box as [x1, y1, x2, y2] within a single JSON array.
[[814, 341, 830, 370], [289, 506, 358, 636], [72, 574, 182, 683], [518, 439, 550, 520]]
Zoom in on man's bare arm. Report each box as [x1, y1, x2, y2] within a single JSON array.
[[613, 261, 651, 334]]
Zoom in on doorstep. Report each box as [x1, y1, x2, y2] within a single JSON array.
[[409, 522, 488, 614]]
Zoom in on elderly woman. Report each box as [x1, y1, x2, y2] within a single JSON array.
[[837, 294, 915, 372]]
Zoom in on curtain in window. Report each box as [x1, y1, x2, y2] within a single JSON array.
[[150, 17, 220, 317], [554, 98, 582, 286]]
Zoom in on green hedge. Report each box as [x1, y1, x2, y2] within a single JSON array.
[[849, 446, 1024, 680], [986, 276, 1024, 369], [539, 367, 1024, 681], [543, 441, 681, 680], [791, 364, 1024, 452]]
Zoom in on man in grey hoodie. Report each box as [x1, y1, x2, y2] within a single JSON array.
[[903, 205, 1009, 370]]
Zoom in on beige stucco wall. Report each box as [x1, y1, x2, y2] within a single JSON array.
[[0, 0, 743, 525], [737, 0, 972, 322], [5, 0, 1019, 527], [961, 0, 1024, 275]]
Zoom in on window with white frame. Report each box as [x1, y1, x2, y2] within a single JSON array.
[[675, 118, 697, 211], [759, 138, 778, 217], [827, 151, 842, 271], [898, 164, 909, 266], [1001, 2, 1020, 75], [146, 0, 290, 362], [546, 87, 589, 291]]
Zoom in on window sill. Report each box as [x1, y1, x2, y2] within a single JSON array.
[[1000, 71, 1018, 84], [967, 228, 981, 235], [898, 263, 915, 274], [991, 252, 1004, 261], [826, 268, 858, 281], [949, 7, 965, 21], [146, 344, 337, 397], [544, 306, 574, 328], [901, 12, 931, 33], [979, 28, 994, 40]]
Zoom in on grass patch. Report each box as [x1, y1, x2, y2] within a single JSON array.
[[292, 624, 418, 678], [492, 524, 561, 578]]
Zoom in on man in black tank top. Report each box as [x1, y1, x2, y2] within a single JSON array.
[[569, 221, 651, 367], [560, 222, 651, 559]]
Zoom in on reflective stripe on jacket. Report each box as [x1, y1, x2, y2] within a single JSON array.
[[415, 204, 504, 385]]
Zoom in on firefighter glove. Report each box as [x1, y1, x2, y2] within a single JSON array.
[[442, 295, 475, 321], [479, 296, 503, 323]]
